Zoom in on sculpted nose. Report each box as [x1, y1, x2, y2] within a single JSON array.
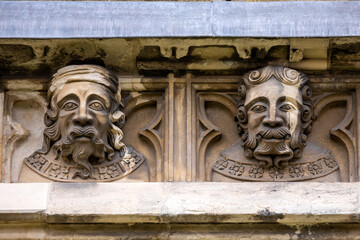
[[263, 108, 283, 128], [263, 117, 283, 128], [73, 106, 93, 126]]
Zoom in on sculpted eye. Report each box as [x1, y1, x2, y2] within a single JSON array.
[[89, 101, 104, 111], [250, 104, 267, 113], [62, 102, 78, 111], [279, 103, 296, 112]]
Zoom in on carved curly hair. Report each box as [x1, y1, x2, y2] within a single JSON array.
[[236, 66, 313, 159]]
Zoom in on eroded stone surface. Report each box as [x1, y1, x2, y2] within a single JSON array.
[[1, 38, 360, 78]]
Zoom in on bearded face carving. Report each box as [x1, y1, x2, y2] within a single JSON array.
[[237, 66, 313, 168], [20, 65, 147, 182], [49, 81, 124, 179], [212, 66, 340, 182]]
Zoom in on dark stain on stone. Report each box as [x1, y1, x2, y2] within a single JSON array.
[[254, 208, 285, 222], [331, 42, 360, 62], [97, 48, 107, 58], [267, 45, 289, 60], [0, 44, 35, 64], [138, 46, 164, 60], [188, 45, 239, 59], [50, 47, 88, 71], [251, 47, 266, 59], [47, 214, 97, 224], [43, 46, 50, 57], [327, 42, 360, 73], [66, 58, 106, 67], [137, 45, 267, 76], [32, 63, 52, 76]]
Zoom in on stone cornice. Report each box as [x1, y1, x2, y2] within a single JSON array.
[[1, 182, 359, 225]]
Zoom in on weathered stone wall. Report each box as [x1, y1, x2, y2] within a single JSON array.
[[2, 37, 359, 183], [1, 1, 360, 239]]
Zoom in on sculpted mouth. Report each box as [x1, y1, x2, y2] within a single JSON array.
[[70, 127, 97, 141], [74, 135, 92, 141], [263, 138, 283, 142]]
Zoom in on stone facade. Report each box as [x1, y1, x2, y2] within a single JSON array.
[[1, 1, 360, 239]]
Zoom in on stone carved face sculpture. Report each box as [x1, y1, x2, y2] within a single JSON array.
[[236, 66, 313, 168], [38, 65, 126, 179]]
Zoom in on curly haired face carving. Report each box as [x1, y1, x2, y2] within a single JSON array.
[[237, 66, 311, 168], [243, 77, 302, 167], [212, 66, 340, 182]]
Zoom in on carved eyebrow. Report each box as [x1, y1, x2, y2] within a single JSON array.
[[277, 96, 302, 108], [57, 93, 79, 107], [245, 97, 269, 110]]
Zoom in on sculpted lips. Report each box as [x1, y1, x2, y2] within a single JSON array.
[[70, 127, 97, 141]]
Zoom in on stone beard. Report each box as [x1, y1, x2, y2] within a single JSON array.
[[212, 66, 340, 182], [244, 126, 294, 168], [52, 125, 115, 179], [20, 65, 148, 182]]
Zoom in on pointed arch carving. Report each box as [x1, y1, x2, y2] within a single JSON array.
[[314, 93, 356, 181], [124, 92, 164, 181], [2, 91, 47, 182], [196, 92, 237, 181]]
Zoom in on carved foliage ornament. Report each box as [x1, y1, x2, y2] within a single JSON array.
[[212, 66, 340, 182], [20, 65, 146, 182]]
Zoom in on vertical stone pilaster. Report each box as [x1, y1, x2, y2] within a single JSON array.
[[0, 88, 4, 182], [186, 77, 197, 182], [355, 85, 360, 181]]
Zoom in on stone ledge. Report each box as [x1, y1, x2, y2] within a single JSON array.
[[0, 183, 48, 223], [0, 182, 359, 225], [1, 1, 360, 38]]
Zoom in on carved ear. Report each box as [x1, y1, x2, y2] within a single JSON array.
[[301, 105, 312, 123], [301, 84, 312, 100], [237, 106, 248, 123], [238, 85, 246, 100]]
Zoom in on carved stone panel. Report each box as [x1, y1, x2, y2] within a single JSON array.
[[1, 64, 357, 183], [122, 92, 165, 182]]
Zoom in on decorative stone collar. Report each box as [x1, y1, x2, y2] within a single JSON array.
[[25, 146, 145, 182], [213, 151, 339, 182]]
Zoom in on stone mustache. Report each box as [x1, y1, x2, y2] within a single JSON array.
[[212, 66, 341, 182], [19, 65, 149, 182]]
